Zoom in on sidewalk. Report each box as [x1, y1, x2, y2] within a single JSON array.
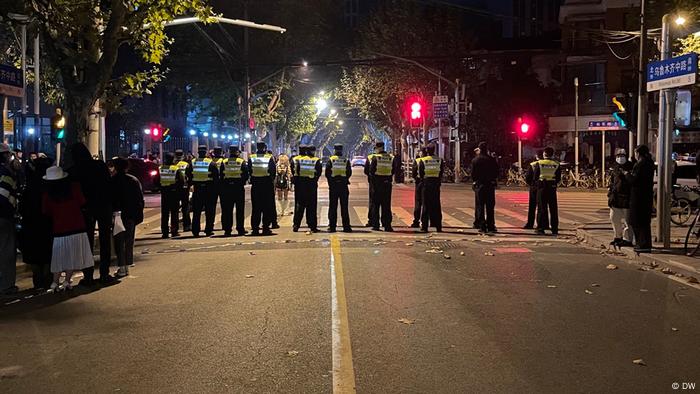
[[577, 221, 700, 283]]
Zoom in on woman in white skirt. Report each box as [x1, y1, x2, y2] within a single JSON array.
[[41, 166, 95, 291]]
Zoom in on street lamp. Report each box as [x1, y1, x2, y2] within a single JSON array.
[[203, 132, 209, 137], [212, 133, 218, 139], [189, 129, 196, 136], [302, 60, 308, 67], [27, 127, 35, 135], [245, 132, 251, 139], [338, 120, 344, 126], [330, 108, 337, 115], [316, 98, 328, 112], [675, 16, 687, 26]]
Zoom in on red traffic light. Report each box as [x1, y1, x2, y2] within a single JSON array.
[[411, 102, 422, 120], [152, 128, 160, 137], [520, 123, 530, 134]]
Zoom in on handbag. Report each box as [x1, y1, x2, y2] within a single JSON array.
[[113, 211, 126, 236]]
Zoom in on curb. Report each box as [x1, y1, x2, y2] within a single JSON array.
[[576, 227, 700, 280]]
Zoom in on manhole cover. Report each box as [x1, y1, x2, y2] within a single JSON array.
[[427, 241, 457, 249]]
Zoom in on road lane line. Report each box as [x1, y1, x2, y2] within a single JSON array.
[[392, 206, 413, 226], [330, 236, 357, 394]]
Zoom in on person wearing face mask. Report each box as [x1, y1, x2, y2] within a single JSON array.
[[608, 149, 634, 248]]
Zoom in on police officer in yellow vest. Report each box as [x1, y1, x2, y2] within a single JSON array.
[[411, 147, 427, 228], [532, 147, 561, 235], [418, 145, 444, 232], [326, 144, 352, 233], [174, 149, 191, 232], [363, 144, 380, 228], [159, 152, 185, 238], [293, 145, 322, 232], [369, 141, 398, 232], [248, 142, 276, 236], [187, 145, 218, 237], [220, 146, 249, 236]]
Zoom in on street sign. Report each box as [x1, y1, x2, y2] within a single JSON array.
[[0, 64, 23, 97], [588, 120, 624, 131], [646, 53, 697, 92], [432, 95, 449, 120], [3, 118, 13, 134]]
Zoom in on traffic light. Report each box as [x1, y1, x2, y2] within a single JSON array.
[[150, 127, 160, 142], [162, 128, 171, 143], [516, 116, 532, 140], [51, 109, 66, 142], [406, 97, 425, 128]]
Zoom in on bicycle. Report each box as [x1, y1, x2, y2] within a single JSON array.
[[654, 185, 695, 226], [505, 168, 527, 187], [684, 208, 700, 256]]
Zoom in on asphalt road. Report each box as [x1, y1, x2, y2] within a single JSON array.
[[2, 183, 699, 393]]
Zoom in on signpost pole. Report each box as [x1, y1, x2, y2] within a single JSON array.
[[454, 79, 461, 182], [20, 23, 26, 150], [601, 130, 606, 186], [657, 14, 672, 248], [518, 138, 522, 170], [574, 77, 579, 177]]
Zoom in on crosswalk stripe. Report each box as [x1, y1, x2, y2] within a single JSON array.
[[392, 206, 413, 227], [496, 207, 529, 223], [354, 206, 369, 226], [320, 206, 329, 226], [456, 208, 511, 229], [441, 211, 463, 228]]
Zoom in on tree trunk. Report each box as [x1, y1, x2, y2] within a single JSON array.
[[62, 94, 94, 168]]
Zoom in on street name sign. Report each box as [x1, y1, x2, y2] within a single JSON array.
[[588, 120, 624, 131], [0, 64, 23, 97], [432, 95, 449, 120], [646, 53, 697, 92]]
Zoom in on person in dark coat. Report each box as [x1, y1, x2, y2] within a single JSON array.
[[470, 141, 499, 233], [111, 158, 144, 278], [68, 143, 116, 285], [523, 151, 541, 229], [608, 149, 634, 247], [626, 145, 655, 253], [19, 156, 54, 290]]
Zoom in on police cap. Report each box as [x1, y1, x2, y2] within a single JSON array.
[[197, 144, 208, 152]]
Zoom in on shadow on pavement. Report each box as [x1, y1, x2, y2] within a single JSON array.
[[0, 281, 122, 318]]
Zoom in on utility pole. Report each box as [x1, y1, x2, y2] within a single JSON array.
[[33, 33, 40, 154], [574, 77, 579, 176], [20, 22, 27, 151], [636, 0, 648, 148], [656, 14, 675, 248], [244, 1, 252, 155], [454, 79, 461, 181]]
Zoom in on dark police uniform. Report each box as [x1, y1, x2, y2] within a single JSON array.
[[470, 151, 499, 232], [532, 157, 561, 235], [369, 150, 397, 231], [159, 160, 185, 237], [293, 150, 322, 231], [524, 160, 539, 229], [248, 150, 276, 235], [174, 151, 191, 231], [418, 153, 444, 232], [188, 151, 218, 237], [364, 152, 377, 227], [411, 152, 424, 227], [326, 149, 352, 232], [220, 153, 249, 235]]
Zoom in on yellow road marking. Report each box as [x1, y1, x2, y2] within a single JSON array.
[[330, 235, 357, 393]]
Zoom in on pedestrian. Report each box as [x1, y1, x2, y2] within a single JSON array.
[[159, 152, 185, 238], [523, 151, 541, 229], [626, 145, 655, 253], [326, 144, 352, 233], [471, 146, 481, 229], [411, 147, 427, 228], [470, 141, 499, 233], [220, 146, 249, 236], [607, 149, 634, 247], [0, 143, 19, 295], [109, 158, 144, 277], [248, 142, 276, 236], [19, 154, 53, 290], [293, 145, 322, 232], [369, 141, 397, 232], [419, 145, 444, 232], [11, 148, 25, 191], [41, 166, 95, 291], [276, 154, 292, 218], [174, 149, 192, 232], [188, 145, 217, 237], [267, 150, 280, 230], [364, 146, 379, 228], [533, 147, 561, 236], [68, 143, 116, 285]]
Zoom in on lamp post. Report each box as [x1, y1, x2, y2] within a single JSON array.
[[656, 14, 685, 248], [574, 77, 579, 177]]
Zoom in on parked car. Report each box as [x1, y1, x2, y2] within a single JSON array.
[[127, 158, 160, 193], [351, 156, 367, 167]]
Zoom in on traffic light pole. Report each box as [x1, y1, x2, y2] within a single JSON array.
[[636, 0, 648, 148], [454, 79, 461, 181], [517, 138, 522, 170], [656, 14, 674, 249]]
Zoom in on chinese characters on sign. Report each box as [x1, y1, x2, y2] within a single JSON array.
[[646, 53, 697, 92], [0, 64, 23, 98], [588, 121, 624, 131], [432, 95, 449, 120]]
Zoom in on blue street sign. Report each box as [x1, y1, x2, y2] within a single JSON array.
[[0, 64, 23, 97], [646, 53, 697, 92], [432, 95, 449, 120]]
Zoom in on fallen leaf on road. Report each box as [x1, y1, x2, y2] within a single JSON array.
[[675, 273, 684, 278], [460, 252, 465, 256], [591, 283, 600, 287], [305, 231, 312, 235], [661, 267, 675, 275], [606, 264, 618, 270], [484, 252, 495, 256], [443, 254, 451, 260], [650, 262, 659, 268], [141, 249, 150, 255], [405, 243, 414, 246], [584, 289, 594, 295], [639, 289, 649, 292], [425, 249, 444, 254], [547, 285, 557, 289], [671, 327, 679, 332], [398, 318, 415, 325], [373, 242, 387, 246], [687, 276, 699, 284], [286, 351, 300, 357], [245, 275, 255, 278], [638, 267, 650, 271], [632, 359, 646, 366], [249, 251, 256, 256]]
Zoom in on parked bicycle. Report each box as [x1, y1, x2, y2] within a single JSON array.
[[505, 168, 527, 187]]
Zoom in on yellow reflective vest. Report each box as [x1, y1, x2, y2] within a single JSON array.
[[223, 157, 245, 179], [250, 153, 273, 177], [329, 155, 348, 177], [421, 156, 442, 178], [159, 164, 179, 187], [299, 156, 320, 178], [537, 159, 560, 181], [374, 153, 394, 176], [192, 158, 212, 183]]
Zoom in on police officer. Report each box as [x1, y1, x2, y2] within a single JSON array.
[[363, 145, 380, 228], [470, 141, 499, 233], [411, 147, 427, 228], [248, 142, 276, 236], [532, 147, 561, 236], [326, 144, 352, 233], [267, 150, 280, 230], [523, 151, 542, 229], [174, 149, 191, 232], [220, 146, 249, 236], [293, 145, 322, 232], [369, 141, 397, 232], [188, 145, 218, 237], [159, 152, 185, 238], [419, 145, 444, 232], [291, 145, 305, 208]]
